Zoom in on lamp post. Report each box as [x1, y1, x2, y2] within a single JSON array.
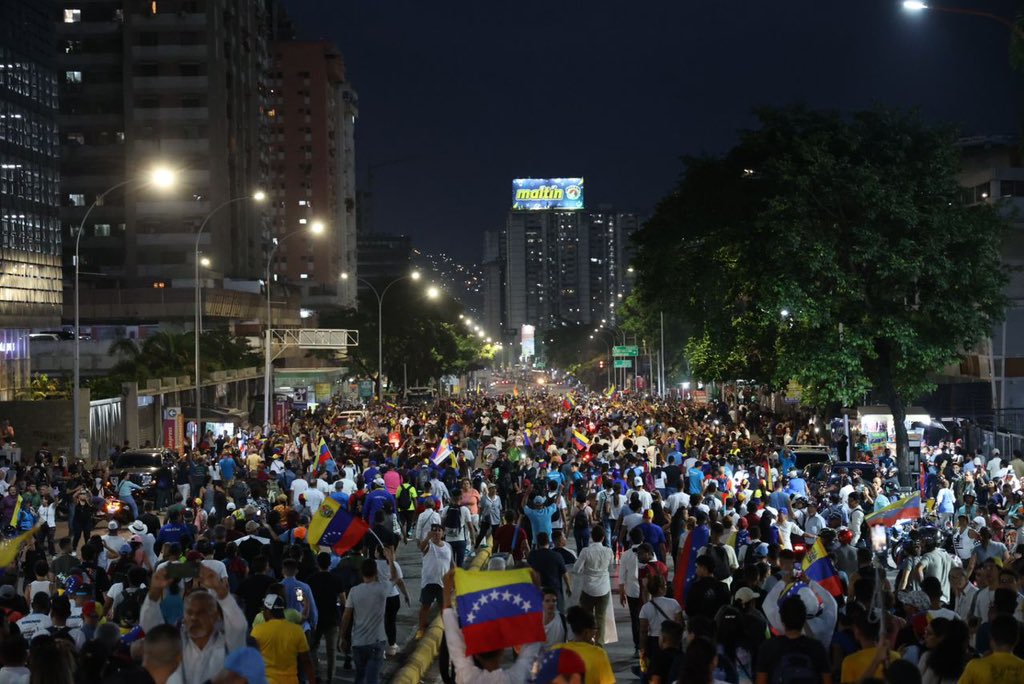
[[901, 1, 1024, 38], [262, 221, 325, 432], [193, 191, 265, 448], [73, 166, 176, 460], [339, 271, 423, 403], [589, 334, 612, 388]]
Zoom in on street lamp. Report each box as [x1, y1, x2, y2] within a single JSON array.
[[338, 271, 424, 403], [426, 285, 440, 299], [262, 220, 326, 432], [73, 164, 176, 460], [194, 190, 266, 447], [901, 1, 1024, 38]]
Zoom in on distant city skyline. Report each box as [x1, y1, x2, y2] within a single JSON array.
[[283, 0, 1022, 262]]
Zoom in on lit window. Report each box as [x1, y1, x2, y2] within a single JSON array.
[[65, 71, 82, 83], [94, 224, 111, 237], [298, 218, 307, 224], [300, 273, 309, 279], [63, 9, 81, 23], [69, 193, 85, 207]]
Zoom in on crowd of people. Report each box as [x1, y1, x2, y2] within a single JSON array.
[[1, 390, 1024, 684]]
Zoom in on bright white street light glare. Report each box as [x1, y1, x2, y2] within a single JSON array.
[[780, 309, 790, 318], [200, 257, 211, 267], [253, 190, 267, 201], [903, 1, 928, 10], [477, 330, 485, 338], [310, 220, 326, 235], [410, 271, 421, 281], [426, 286, 440, 299], [149, 166, 176, 189]]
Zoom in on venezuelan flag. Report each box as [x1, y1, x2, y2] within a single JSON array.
[[317, 438, 334, 467], [385, 401, 399, 410], [865, 493, 921, 527], [553, 643, 616, 684], [8, 495, 21, 528], [572, 430, 590, 451], [604, 384, 616, 398], [454, 567, 545, 656], [801, 537, 843, 597], [0, 525, 38, 568], [563, 394, 577, 411], [431, 436, 453, 466], [673, 524, 710, 610], [307, 497, 369, 555]]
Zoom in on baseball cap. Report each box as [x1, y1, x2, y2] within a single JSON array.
[[0, 585, 15, 599], [735, 587, 759, 604], [533, 496, 546, 505], [633, 476, 643, 487], [81, 600, 97, 619], [119, 544, 132, 555], [130, 534, 143, 543], [530, 646, 587, 684], [262, 594, 284, 610], [226, 502, 236, 511], [223, 647, 269, 684], [107, 521, 119, 531], [373, 477, 385, 487], [753, 543, 769, 557], [245, 520, 259, 533]]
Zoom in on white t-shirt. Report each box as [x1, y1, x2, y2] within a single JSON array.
[[0, 665, 30, 684], [639, 596, 682, 636], [303, 487, 325, 514], [544, 612, 568, 646], [290, 479, 309, 507], [421, 541, 453, 588], [14, 612, 51, 640], [376, 559, 403, 598]]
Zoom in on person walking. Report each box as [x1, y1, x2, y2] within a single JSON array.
[[251, 593, 316, 684], [573, 525, 614, 644], [340, 551, 398, 684]]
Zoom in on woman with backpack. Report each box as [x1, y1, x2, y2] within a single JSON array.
[[638, 574, 683, 676]]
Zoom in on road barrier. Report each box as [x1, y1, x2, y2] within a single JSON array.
[[390, 546, 492, 684]]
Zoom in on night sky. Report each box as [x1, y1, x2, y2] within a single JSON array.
[[283, 0, 1023, 262]]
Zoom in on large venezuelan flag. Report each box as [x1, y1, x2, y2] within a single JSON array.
[[307, 497, 369, 555], [431, 436, 453, 466], [801, 537, 843, 597], [453, 567, 545, 656], [572, 430, 590, 451], [563, 394, 577, 411], [317, 438, 334, 467], [865, 493, 921, 527], [673, 524, 710, 609]]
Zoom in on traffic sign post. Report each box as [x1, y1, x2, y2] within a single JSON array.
[[614, 359, 633, 369], [612, 345, 639, 357]]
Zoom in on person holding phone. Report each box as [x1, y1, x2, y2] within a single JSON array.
[[139, 563, 247, 683]]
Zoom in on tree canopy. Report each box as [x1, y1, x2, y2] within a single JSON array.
[[630, 106, 1011, 478]]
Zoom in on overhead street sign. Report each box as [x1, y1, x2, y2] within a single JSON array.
[[614, 359, 633, 368], [612, 345, 639, 357]]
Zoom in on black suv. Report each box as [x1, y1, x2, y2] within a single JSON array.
[[112, 448, 176, 498]]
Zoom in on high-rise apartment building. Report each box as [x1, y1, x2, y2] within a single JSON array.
[[56, 0, 284, 325], [483, 188, 641, 357], [267, 41, 357, 310], [0, 0, 62, 399]]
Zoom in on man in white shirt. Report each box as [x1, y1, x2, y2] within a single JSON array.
[[16, 592, 52, 639], [417, 524, 453, 639], [847, 492, 866, 548], [140, 564, 247, 684], [803, 500, 826, 538], [987, 449, 1004, 480], [617, 527, 644, 655], [772, 509, 805, 551], [415, 502, 442, 542], [289, 473, 309, 508]]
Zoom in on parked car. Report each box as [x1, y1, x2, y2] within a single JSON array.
[[111, 448, 176, 499]]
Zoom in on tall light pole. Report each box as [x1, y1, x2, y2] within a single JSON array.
[[340, 271, 424, 402], [901, 1, 1024, 38], [193, 191, 265, 448], [589, 334, 612, 387], [73, 166, 176, 460], [262, 220, 326, 432]]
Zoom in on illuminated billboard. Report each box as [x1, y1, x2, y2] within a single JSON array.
[[512, 178, 584, 211]]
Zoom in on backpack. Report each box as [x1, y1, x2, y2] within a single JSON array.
[[47, 625, 76, 645], [708, 544, 731, 581], [573, 507, 589, 531], [769, 643, 820, 684], [113, 586, 146, 625], [444, 506, 463, 535], [397, 484, 413, 511]]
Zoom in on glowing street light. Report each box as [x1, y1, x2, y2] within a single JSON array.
[[410, 271, 422, 281], [902, 1, 927, 10], [199, 257, 211, 268]]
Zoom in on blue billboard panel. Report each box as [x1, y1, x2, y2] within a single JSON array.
[[512, 178, 584, 211]]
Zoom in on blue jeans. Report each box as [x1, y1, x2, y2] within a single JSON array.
[[353, 640, 385, 684], [450, 540, 467, 568], [119, 494, 138, 519]]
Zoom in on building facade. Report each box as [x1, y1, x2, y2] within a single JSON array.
[[267, 41, 357, 310], [1, 0, 62, 399], [56, 0, 282, 326], [485, 205, 640, 356]]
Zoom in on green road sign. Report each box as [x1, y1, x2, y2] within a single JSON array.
[[614, 359, 633, 368], [612, 345, 639, 357], [358, 380, 374, 399]]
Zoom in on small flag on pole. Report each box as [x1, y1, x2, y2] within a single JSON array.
[[572, 430, 590, 451], [307, 498, 369, 555], [432, 436, 454, 466]]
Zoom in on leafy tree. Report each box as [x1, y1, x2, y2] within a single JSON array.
[[318, 281, 485, 396], [631, 106, 1011, 480], [17, 373, 70, 400]]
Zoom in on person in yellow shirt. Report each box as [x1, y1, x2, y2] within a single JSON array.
[[557, 604, 616, 684], [959, 614, 1024, 684], [250, 593, 315, 684], [840, 614, 899, 684]]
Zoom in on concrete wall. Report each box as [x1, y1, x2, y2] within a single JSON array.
[[0, 388, 89, 459]]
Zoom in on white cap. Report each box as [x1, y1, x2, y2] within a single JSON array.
[[634, 476, 643, 487], [226, 502, 237, 511], [107, 521, 119, 530]]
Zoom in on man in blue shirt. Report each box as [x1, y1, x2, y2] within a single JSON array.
[[687, 465, 705, 495], [363, 478, 395, 523], [116, 473, 144, 519], [155, 510, 193, 553], [218, 453, 236, 483], [523, 495, 557, 545], [281, 558, 318, 632], [636, 510, 668, 561]]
